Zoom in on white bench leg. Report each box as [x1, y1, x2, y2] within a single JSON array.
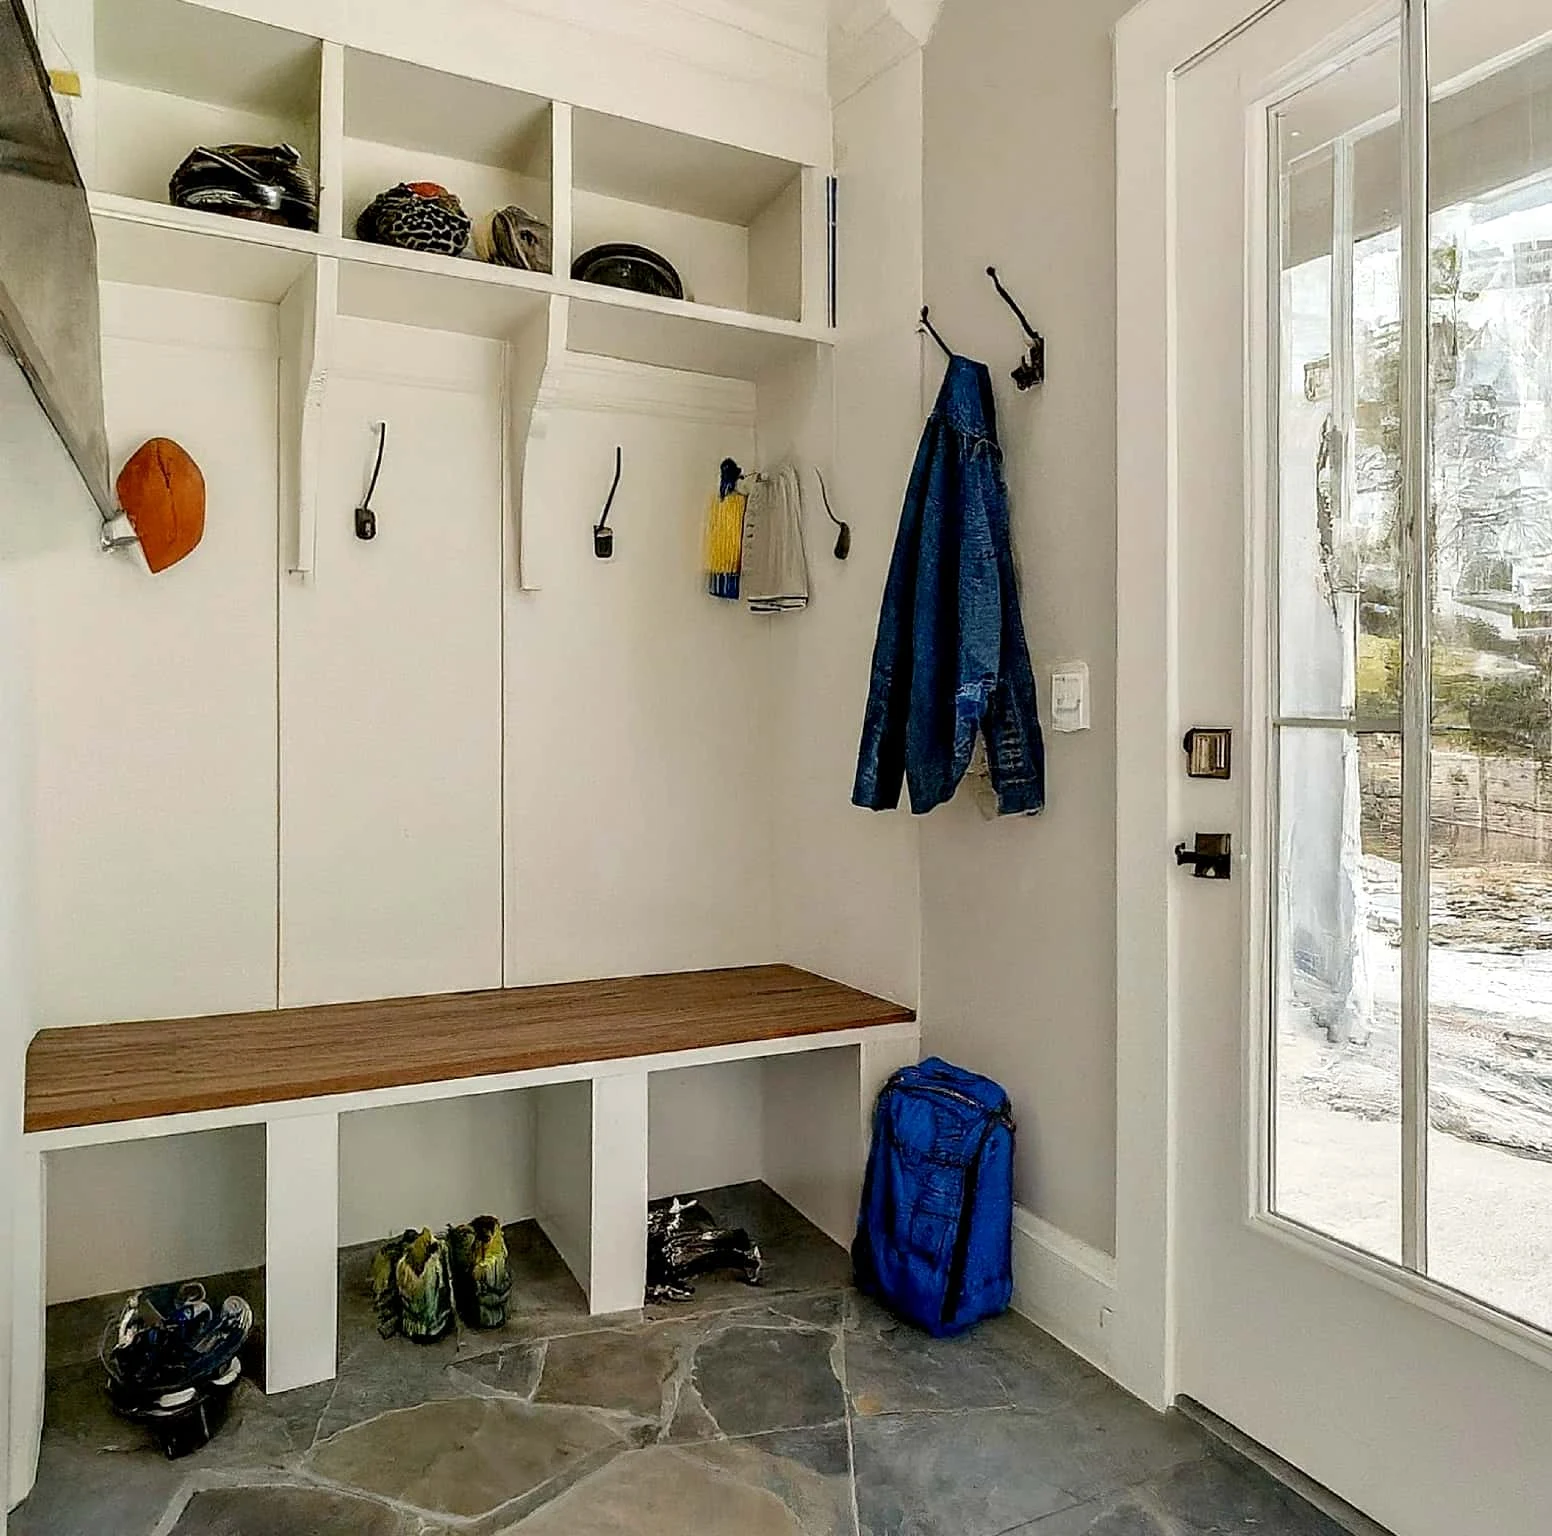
[[6, 1144, 44, 1516], [586, 1073, 648, 1316], [265, 1113, 338, 1394], [535, 1074, 647, 1317]]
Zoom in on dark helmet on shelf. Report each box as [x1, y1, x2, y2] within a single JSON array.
[[169, 143, 319, 232], [571, 242, 684, 302]]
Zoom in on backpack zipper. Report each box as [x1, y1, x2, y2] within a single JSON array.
[[892, 1074, 1016, 1131]]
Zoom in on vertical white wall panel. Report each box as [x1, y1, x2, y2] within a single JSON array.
[[281, 318, 504, 1007], [505, 400, 771, 985], [26, 286, 281, 1027]]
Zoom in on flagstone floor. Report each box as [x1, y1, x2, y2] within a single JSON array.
[[15, 1183, 1354, 1536]]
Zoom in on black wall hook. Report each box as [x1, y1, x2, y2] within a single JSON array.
[[355, 421, 386, 540], [594, 446, 622, 559], [919, 306, 954, 359], [987, 267, 1045, 390], [816, 468, 851, 561]]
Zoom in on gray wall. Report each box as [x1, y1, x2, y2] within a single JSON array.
[[919, 0, 1128, 1255]]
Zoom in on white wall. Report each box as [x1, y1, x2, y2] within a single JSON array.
[[917, 0, 1129, 1256], [648, 1062, 767, 1198], [0, 355, 99, 1507], [507, 386, 771, 986], [768, 51, 924, 1009]]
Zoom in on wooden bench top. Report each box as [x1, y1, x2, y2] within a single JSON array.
[[24, 965, 916, 1133]]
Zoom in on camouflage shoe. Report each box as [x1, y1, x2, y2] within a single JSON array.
[[448, 1216, 511, 1330], [370, 1231, 419, 1339], [396, 1229, 455, 1343]]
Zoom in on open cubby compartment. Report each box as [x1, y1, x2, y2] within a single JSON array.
[[571, 108, 810, 323], [338, 1092, 537, 1250], [89, 0, 321, 213], [342, 48, 555, 264], [649, 1045, 895, 1254], [44, 1125, 267, 1307]]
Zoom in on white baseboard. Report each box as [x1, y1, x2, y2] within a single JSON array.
[[1009, 1204, 1118, 1375]]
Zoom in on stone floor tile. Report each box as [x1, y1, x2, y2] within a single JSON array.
[[678, 1424, 856, 1536], [852, 1409, 1076, 1535], [7, 1434, 187, 1536], [497, 1444, 828, 1535], [1143, 1447, 1353, 1534], [304, 1395, 627, 1521], [1002, 1492, 1177, 1534], [1019, 1394, 1207, 1503], [844, 1296, 1105, 1420], [531, 1324, 679, 1418], [692, 1323, 847, 1437], [844, 1297, 1014, 1417], [165, 1485, 428, 1534], [199, 1378, 335, 1469], [316, 1331, 468, 1442], [448, 1341, 545, 1400]]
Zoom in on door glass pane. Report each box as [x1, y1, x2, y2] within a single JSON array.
[[1277, 31, 1405, 722], [1425, 7, 1552, 1332], [1273, 729, 1402, 1262], [1270, 32, 1404, 1262]]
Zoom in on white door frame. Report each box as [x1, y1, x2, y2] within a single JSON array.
[[1111, 0, 1294, 1413]]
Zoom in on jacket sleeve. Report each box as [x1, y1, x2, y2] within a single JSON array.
[[853, 440, 933, 812], [951, 439, 1008, 775]]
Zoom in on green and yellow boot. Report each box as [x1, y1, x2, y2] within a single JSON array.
[[370, 1230, 419, 1339], [448, 1216, 511, 1329], [395, 1229, 455, 1343]]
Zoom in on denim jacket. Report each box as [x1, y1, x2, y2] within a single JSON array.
[[853, 356, 1046, 817]]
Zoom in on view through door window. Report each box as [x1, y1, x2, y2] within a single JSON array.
[[1271, 15, 1552, 1335]]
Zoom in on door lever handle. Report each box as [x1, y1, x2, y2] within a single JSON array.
[[1176, 834, 1233, 880]]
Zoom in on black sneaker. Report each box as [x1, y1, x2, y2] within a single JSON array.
[[100, 1283, 252, 1456]]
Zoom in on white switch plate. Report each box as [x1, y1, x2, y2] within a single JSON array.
[[1050, 662, 1091, 733]]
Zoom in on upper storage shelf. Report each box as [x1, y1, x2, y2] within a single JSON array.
[[572, 109, 809, 325], [90, 0, 320, 208], [78, 0, 831, 381], [340, 50, 554, 257]]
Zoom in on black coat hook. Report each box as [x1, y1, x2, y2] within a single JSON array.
[[816, 468, 851, 561], [987, 267, 1045, 390], [919, 306, 954, 359], [355, 421, 386, 540], [595, 446, 622, 559]]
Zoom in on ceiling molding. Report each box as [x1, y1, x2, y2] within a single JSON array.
[[828, 0, 945, 101]]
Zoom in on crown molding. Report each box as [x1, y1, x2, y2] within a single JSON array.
[[828, 0, 944, 102], [536, 353, 759, 430]]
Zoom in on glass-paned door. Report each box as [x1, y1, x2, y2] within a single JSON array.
[[1270, 0, 1552, 1339]]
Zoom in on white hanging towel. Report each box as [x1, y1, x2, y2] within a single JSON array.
[[741, 465, 810, 614]]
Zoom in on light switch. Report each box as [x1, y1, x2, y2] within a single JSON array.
[[1050, 662, 1091, 733]]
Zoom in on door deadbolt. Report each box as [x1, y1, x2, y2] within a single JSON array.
[[1176, 833, 1233, 880]]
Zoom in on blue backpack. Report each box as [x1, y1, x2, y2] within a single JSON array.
[[853, 1057, 1016, 1337]]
